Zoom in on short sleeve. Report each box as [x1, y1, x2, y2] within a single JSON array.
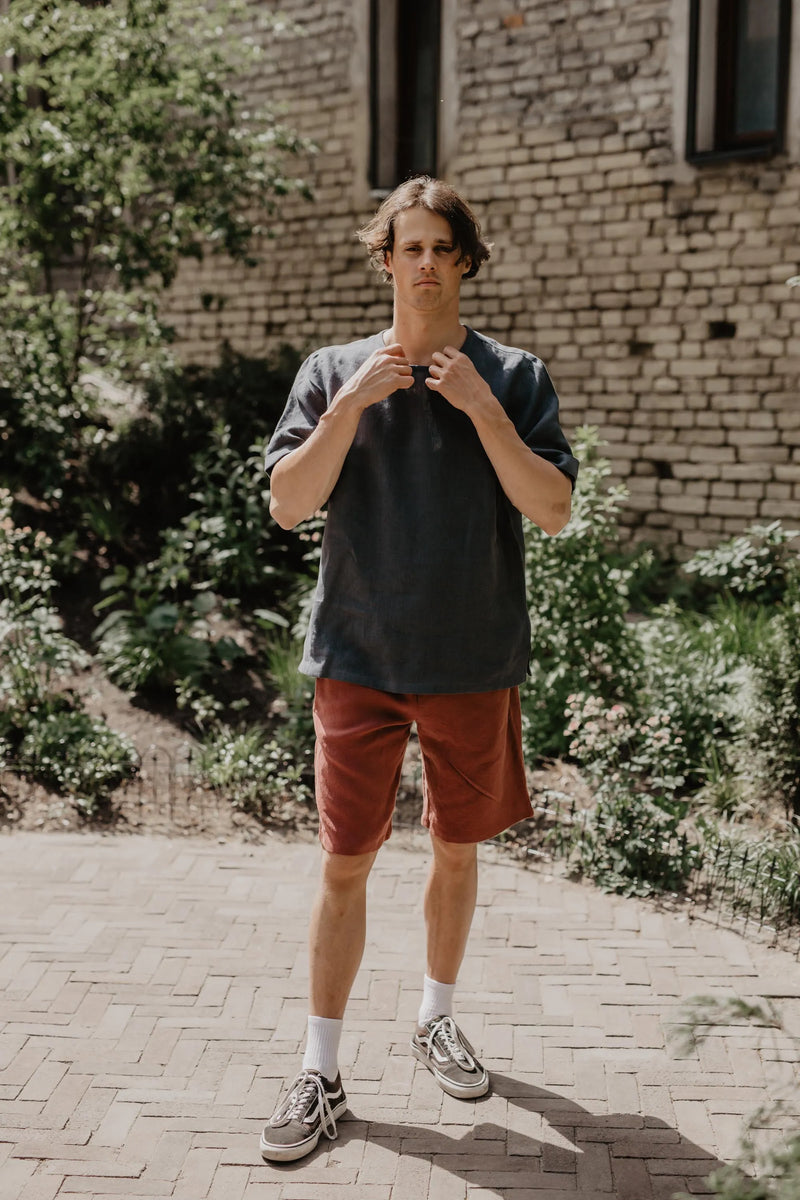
[[263, 352, 328, 476], [509, 357, 580, 490]]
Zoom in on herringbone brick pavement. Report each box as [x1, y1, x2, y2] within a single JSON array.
[[1, 830, 799, 1200]]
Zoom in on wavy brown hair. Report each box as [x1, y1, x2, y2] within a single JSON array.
[[356, 176, 492, 281]]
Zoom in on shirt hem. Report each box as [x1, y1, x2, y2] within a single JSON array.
[[299, 664, 528, 696]]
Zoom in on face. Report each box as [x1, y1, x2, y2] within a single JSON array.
[[384, 207, 470, 315]]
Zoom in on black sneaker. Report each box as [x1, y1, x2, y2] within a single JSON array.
[[411, 1014, 490, 1098], [259, 1069, 347, 1163]]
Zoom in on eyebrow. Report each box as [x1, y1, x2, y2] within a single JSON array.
[[398, 236, 454, 247]]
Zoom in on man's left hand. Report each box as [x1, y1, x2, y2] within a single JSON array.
[[425, 346, 494, 415]]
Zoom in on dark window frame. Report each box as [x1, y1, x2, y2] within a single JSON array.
[[686, 0, 792, 165], [369, 0, 442, 192]]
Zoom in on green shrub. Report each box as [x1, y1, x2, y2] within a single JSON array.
[[160, 425, 283, 596], [0, 0, 310, 501], [749, 578, 800, 819], [195, 722, 312, 816], [522, 427, 643, 758], [565, 787, 700, 897], [0, 489, 88, 727], [94, 566, 245, 694], [565, 694, 689, 798], [77, 345, 304, 565], [701, 828, 800, 930], [17, 704, 138, 814], [683, 521, 800, 606]]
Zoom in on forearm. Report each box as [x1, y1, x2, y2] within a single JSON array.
[[269, 396, 364, 530], [470, 401, 572, 535]]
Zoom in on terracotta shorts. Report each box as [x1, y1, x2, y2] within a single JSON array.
[[312, 678, 532, 856]]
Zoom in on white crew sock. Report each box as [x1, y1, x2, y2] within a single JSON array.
[[302, 1015, 343, 1082], [418, 975, 456, 1027]]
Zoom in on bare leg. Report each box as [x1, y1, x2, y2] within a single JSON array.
[[308, 848, 377, 1019], [424, 833, 479, 985]]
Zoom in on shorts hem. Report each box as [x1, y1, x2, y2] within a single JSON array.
[[423, 800, 534, 845]]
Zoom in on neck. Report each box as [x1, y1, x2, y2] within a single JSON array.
[[387, 310, 467, 365]]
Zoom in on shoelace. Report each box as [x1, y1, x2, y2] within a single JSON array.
[[274, 1070, 339, 1137], [427, 1016, 476, 1069]]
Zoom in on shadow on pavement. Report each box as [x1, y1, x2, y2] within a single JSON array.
[[329, 1070, 727, 1198]]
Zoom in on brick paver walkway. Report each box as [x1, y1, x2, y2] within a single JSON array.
[[1, 831, 799, 1200]]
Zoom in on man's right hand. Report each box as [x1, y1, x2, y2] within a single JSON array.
[[270, 345, 414, 530], [335, 343, 414, 414]]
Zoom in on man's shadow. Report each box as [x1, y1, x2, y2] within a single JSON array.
[[326, 1070, 729, 1197]]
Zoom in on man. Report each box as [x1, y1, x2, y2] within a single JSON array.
[[259, 176, 578, 1163]]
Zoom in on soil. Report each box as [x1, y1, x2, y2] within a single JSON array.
[[0, 654, 592, 849]]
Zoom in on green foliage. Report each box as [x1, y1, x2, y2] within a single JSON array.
[[68, 346, 304, 589], [195, 720, 312, 816], [1, 490, 136, 809], [0, 0, 311, 498], [691, 1140, 800, 1200], [17, 703, 138, 815], [702, 829, 800, 930], [94, 564, 245, 693], [0, 489, 88, 722], [565, 694, 690, 798], [160, 425, 280, 595], [523, 426, 643, 758], [262, 625, 315, 748], [749, 577, 800, 819], [564, 786, 700, 897], [683, 521, 800, 606], [671, 998, 800, 1200]]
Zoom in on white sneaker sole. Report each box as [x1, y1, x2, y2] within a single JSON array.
[[410, 1040, 490, 1098], [259, 1096, 348, 1163]]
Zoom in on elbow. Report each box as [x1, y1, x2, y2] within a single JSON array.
[[269, 493, 301, 531], [539, 498, 572, 537]]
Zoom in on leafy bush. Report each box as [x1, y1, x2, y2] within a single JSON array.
[[699, 829, 800, 930], [195, 722, 312, 815], [77, 345, 303, 564], [0, 489, 88, 728], [683, 521, 800, 606], [522, 427, 644, 758], [17, 704, 138, 815], [748, 578, 800, 819], [0, 0, 310, 500], [94, 565, 245, 694], [160, 425, 282, 595], [565, 694, 690, 798], [564, 786, 701, 897]]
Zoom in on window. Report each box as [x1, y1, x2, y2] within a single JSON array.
[[370, 0, 441, 191], [686, 0, 792, 162]]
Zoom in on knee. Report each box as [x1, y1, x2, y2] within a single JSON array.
[[430, 835, 478, 877], [320, 848, 376, 895]]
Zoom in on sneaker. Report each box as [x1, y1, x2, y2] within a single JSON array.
[[259, 1069, 347, 1163], [410, 1014, 490, 1098]]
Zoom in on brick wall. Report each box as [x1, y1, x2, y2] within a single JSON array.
[[163, 0, 800, 550]]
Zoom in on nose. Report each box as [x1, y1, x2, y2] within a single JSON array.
[[419, 248, 436, 272]]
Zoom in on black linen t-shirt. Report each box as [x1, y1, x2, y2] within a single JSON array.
[[265, 328, 579, 694]]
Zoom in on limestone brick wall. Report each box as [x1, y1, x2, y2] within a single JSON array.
[[163, 0, 800, 550]]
